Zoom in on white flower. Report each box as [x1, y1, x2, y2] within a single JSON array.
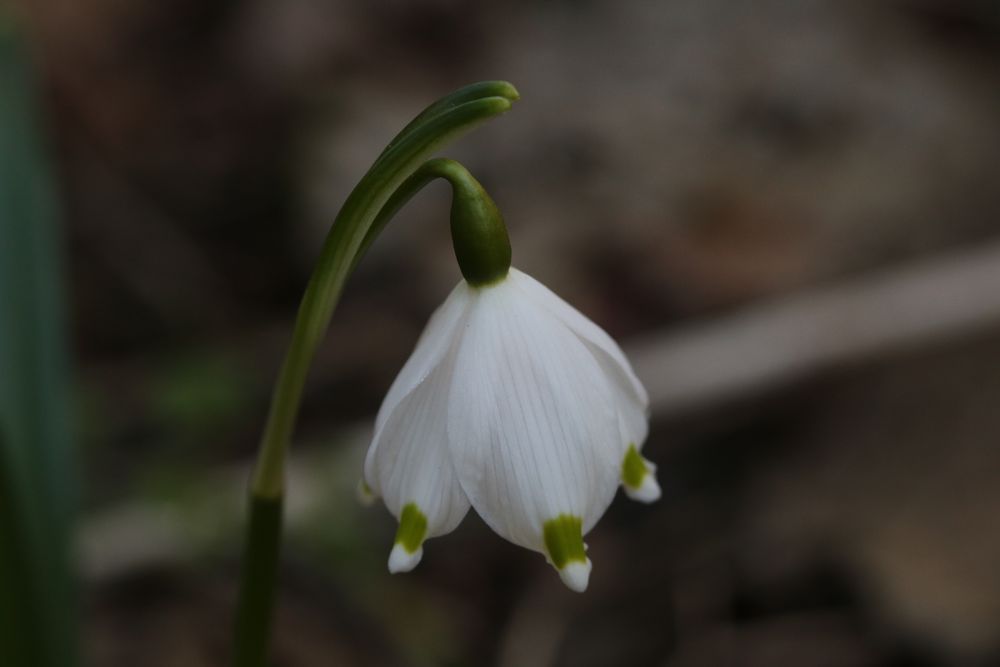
[[362, 268, 657, 592]]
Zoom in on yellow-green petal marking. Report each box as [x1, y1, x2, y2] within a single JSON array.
[[621, 443, 648, 489], [395, 503, 428, 553], [543, 515, 587, 569], [621, 443, 661, 504]]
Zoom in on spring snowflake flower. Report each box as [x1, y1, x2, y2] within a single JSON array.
[[362, 268, 657, 592]]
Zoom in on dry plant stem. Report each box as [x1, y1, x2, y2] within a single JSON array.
[[631, 238, 1000, 416], [232, 82, 517, 667], [86, 239, 1000, 590]]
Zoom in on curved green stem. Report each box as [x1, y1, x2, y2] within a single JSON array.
[[233, 82, 517, 667], [251, 92, 516, 499], [232, 495, 282, 667], [373, 81, 519, 170], [353, 158, 510, 284]]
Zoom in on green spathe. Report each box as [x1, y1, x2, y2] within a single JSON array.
[[395, 503, 428, 554], [621, 443, 648, 489], [543, 515, 587, 569], [351, 157, 512, 287], [447, 165, 511, 286]]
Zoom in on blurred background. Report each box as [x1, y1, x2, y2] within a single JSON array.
[[3, 0, 1000, 665]]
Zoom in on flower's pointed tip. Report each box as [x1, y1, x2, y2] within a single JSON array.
[[558, 559, 592, 593], [356, 479, 377, 507], [492, 80, 521, 102], [388, 543, 423, 573], [624, 473, 661, 504], [622, 445, 660, 503]]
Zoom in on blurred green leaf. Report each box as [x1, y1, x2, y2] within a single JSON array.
[[151, 351, 254, 445], [0, 18, 78, 667]]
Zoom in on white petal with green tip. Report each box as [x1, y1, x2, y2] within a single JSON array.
[[364, 290, 472, 557], [447, 279, 621, 554], [621, 444, 660, 503], [512, 268, 650, 463], [387, 503, 428, 573]]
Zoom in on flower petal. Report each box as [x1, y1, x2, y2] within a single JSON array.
[[559, 560, 593, 593], [364, 337, 471, 567], [388, 543, 423, 573], [510, 268, 648, 410], [447, 280, 621, 556], [356, 478, 377, 506], [387, 503, 428, 573], [373, 281, 472, 435], [544, 514, 593, 592], [612, 376, 649, 455], [510, 268, 653, 492], [620, 443, 661, 504]]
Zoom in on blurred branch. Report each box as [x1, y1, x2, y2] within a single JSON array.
[[631, 239, 1000, 418], [80, 239, 1000, 579]]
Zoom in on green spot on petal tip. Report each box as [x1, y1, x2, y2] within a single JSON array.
[[622, 444, 661, 503], [543, 515, 587, 569], [394, 503, 428, 553], [621, 443, 648, 488]]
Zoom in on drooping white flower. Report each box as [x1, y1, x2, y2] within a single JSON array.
[[362, 268, 657, 592]]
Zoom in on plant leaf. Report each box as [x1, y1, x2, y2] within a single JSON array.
[[0, 19, 78, 667]]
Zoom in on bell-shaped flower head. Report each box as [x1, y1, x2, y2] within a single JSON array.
[[364, 271, 656, 591], [362, 159, 657, 592]]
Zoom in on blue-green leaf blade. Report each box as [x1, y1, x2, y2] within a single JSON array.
[[0, 18, 78, 667]]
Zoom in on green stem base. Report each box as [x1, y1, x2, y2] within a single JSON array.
[[233, 494, 283, 667]]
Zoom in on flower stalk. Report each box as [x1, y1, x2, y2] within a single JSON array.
[[233, 81, 518, 667], [250, 86, 518, 500], [356, 158, 511, 285]]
